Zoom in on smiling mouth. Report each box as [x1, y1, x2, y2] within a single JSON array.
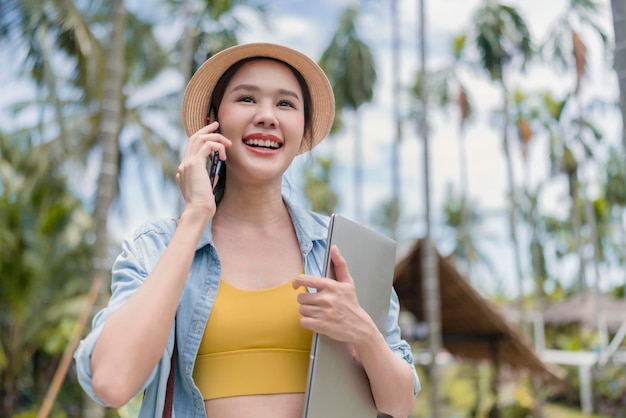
[[243, 138, 282, 150]]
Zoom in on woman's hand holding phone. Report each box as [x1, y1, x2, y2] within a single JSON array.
[[176, 121, 230, 218]]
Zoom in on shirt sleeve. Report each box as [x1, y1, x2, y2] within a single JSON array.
[[73, 234, 168, 406], [385, 287, 421, 396]]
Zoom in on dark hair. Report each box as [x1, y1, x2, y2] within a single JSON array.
[[208, 57, 314, 204]]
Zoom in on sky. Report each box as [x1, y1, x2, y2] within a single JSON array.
[[1, 0, 621, 297]]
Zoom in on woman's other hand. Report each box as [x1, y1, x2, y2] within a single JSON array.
[[292, 245, 377, 346]]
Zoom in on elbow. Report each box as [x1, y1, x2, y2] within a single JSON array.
[[376, 380, 416, 418], [378, 398, 414, 418], [92, 367, 135, 409]]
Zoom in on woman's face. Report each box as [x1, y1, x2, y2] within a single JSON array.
[[217, 59, 306, 186]]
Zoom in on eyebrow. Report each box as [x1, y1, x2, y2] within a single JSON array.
[[230, 84, 301, 101]]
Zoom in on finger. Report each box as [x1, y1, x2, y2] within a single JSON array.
[[198, 140, 227, 160], [197, 136, 231, 160], [185, 122, 223, 156], [193, 121, 219, 137], [299, 317, 318, 332], [297, 292, 328, 307], [293, 275, 333, 291], [330, 246, 353, 284], [297, 303, 324, 317]]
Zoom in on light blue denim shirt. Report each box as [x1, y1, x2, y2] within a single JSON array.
[[74, 198, 420, 417]]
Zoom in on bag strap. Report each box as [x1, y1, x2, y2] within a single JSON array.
[[162, 340, 177, 418]]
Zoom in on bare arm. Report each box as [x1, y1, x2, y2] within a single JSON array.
[[351, 319, 415, 417], [91, 209, 209, 407], [90, 122, 230, 407]]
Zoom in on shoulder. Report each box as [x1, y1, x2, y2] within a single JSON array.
[[295, 206, 330, 227], [284, 199, 330, 241], [122, 218, 179, 252]]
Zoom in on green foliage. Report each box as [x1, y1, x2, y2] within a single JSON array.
[[302, 155, 339, 215], [604, 147, 626, 207], [0, 132, 92, 416], [472, 0, 534, 81], [0, 0, 181, 213], [545, 364, 626, 417]]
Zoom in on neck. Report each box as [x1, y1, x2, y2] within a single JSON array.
[[214, 182, 289, 227]]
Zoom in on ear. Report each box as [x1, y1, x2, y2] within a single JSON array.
[[207, 107, 217, 125]]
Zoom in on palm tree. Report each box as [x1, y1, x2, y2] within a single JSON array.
[[77, 3, 127, 417], [610, 0, 626, 259], [319, 5, 376, 224], [441, 184, 495, 278], [542, 0, 610, 299], [531, 91, 609, 298], [412, 33, 475, 275], [0, 0, 180, 206], [604, 147, 626, 268], [0, 132, 92, 417], [612, 0, 626, 156], [416, 0, 442, 417], [469, 0, 533, 328], [389, 0, 402, 239], [510, 88, 545, 313]]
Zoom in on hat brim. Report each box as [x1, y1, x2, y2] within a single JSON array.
[[182, 43, 335, 154]]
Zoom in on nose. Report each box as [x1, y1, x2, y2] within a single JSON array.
[[253, 101, 278, 129]]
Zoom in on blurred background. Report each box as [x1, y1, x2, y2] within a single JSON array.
[[1, 0, 625, 417]]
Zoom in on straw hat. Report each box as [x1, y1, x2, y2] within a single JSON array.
[[182, 43, 335, 153]]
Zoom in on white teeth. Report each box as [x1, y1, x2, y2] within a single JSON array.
[[245, 139, 280, 149]]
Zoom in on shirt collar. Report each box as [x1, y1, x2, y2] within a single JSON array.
[[193, 195, 329, 252]]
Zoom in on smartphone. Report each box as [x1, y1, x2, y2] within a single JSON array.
[[206, 112, 223, 187], [209, 151, 222, 187]]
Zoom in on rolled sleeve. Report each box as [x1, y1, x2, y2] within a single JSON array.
[[74, 325, 108, 406], [73, 235, 162, 404], [385, 288, 421, 396]]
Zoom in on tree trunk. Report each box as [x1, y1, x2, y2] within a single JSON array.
[[85, 0, 127, 416], [611, 0, 626, 155], [569, 172, 587, 293], [459, 131, 473, 275], [419, 1, 442, 417], [93, 0, 125, 327], [500, 79, 526, 332], [354, 110, 363, 223], [177, 0, 194, 213], [611, 0, 626, 284], [390, 0, 401, 240]]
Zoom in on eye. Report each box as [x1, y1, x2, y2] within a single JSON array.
[[236, 95, 255, 103], [278, 99, 296, 108]]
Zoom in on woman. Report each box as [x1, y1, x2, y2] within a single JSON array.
[[74, 43, 419, 418]]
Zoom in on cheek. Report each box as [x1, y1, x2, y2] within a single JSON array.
[[289, 114, 306, 140], [216, 105, 241, 135]]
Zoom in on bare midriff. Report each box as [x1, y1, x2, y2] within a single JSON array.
[[204, 393, 304, 418]]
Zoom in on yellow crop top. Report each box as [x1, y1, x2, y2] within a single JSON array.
[[193, 279, 313, 400]]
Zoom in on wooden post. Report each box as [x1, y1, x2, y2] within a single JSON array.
[[37, 275, 102, 418]]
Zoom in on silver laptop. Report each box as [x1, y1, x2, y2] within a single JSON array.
[[302, 214, 397, 418]]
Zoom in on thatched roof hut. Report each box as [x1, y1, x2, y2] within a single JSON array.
[[543, 293, 626, 332], [394, 239, 564, 381]]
